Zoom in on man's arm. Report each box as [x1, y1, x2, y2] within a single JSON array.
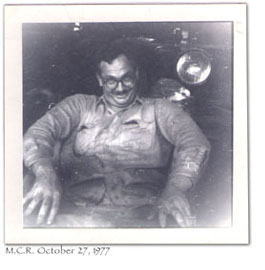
[[23, 94, 92, 225], [155, 99, 211, 227]]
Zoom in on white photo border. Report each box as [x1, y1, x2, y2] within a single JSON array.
[[4, 3, 248, 244]]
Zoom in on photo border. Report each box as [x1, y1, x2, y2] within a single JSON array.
[[4, 3, 248, 244]]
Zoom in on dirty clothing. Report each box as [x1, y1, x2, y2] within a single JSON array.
[[23, 94, 210, 221]]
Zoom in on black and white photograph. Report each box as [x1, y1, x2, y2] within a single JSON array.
[[4, 4, 248, 244], [22, 21, 231, 229]]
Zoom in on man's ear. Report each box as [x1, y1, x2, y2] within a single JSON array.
[[96, 73, 103, 87]]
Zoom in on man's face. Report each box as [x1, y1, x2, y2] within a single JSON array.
[[97, 54, 138, 109]]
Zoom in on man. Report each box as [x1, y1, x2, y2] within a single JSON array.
[[23, 41, 210, 227]]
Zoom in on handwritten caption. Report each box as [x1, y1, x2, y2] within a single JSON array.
[[5, 245, 111, 256]]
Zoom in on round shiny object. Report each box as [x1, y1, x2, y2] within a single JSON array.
[[176, 50, 211, 85]]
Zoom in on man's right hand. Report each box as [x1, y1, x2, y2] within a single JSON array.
[[23, 169, 62, 225]]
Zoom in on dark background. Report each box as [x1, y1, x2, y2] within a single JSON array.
[[23, 22, 233, 227]]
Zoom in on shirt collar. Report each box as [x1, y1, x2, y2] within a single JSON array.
[[96, 95, 143, 114]]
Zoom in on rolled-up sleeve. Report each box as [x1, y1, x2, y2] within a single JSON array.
[[23, 94, 92, 171], [155, 99, 211, 194]]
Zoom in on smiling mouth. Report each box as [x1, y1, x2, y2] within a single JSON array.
[[115, 93, 130, 98]]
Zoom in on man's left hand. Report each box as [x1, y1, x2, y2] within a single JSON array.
[[158, 191, 195, 228]]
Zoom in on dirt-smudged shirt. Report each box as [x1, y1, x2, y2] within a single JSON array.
[[24, 94, 210, 206]]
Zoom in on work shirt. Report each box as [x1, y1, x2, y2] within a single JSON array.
[[24, 94, 210, 207]]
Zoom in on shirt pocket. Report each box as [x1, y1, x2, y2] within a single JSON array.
[[74, 121, 103, 155], [115, 118, 156, 152]]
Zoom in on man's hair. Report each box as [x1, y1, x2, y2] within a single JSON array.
[[95, 39, 138, 73]]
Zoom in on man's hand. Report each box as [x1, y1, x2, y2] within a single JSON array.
[[158, 191, 195, 228], [23, 170, 62, 225]]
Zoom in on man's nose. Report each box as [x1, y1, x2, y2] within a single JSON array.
[[115, 81, 124, 92]]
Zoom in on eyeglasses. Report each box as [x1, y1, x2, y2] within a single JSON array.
[[101, 74, 136, 90]]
